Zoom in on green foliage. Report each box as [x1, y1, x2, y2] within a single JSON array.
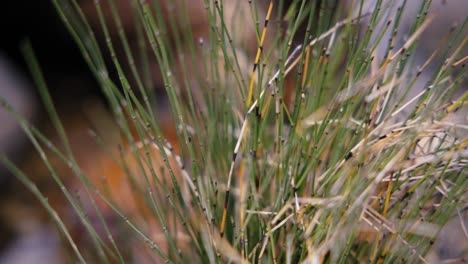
[[1, 0, 466, 263]]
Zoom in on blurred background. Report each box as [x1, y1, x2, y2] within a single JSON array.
[[0, 1, 104, 263]]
